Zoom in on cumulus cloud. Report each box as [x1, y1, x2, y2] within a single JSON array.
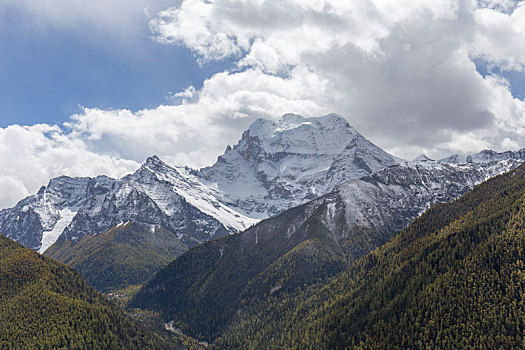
[[2, 0, 525, 209], [473, 2, 525, 71], [0, 124, 138, 209], [67, 66, 330, 166], [0, 0, 175, 46], [62, 0, 525, 163], [143, 0, 525, 160]]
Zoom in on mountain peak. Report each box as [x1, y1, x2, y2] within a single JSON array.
[[241, 113, 363, 157], [144, 155, 164, 166], [130, 155, 174, 182], [413, 154, 433, 162], [199, 113, 400, 217], [439, 153, 467, 164], [281, 113, 306, 123], [247, 113, 351, 142], [141, 156, 174, 173], [247, 114, 307, 140], [45, 176, 90, 195]]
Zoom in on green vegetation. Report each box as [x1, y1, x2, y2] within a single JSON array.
[[45, 221, 187, 292], [0, 232, 174, 349], [132, 163, 525, 348], [130, 204, 349, 340], [215, 164, 525, 348]]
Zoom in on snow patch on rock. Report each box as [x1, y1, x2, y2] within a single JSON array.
[[39, 207, 78, 253]]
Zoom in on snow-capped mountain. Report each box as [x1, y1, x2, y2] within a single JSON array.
[[0, 113, 401, 252], [0, 176, 109, 252], [440, 149, 525, 164], [0, 165, 230, 251], [2, 112, 525, 253], [323, 158, 523, 257], [211, 156, 525, 265], [198, 113, 400, 217]]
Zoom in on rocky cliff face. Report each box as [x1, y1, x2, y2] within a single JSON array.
[[317, 158, 523, 258]]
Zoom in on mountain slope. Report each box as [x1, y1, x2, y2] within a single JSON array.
[[130, 158, 524, 341], [216, 163, 525, 349], [130, 199, 349, 340], [44, 221, 187, 292], [0, 232, 172, 349]]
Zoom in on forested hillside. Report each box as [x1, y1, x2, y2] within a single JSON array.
[[45, 221, 187, 292], [0, 233, 174, 349], [215, 164, 525, 349], [131, 159, 525, 345], [130, 200, 349, 340]]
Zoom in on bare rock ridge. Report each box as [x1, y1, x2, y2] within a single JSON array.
[[0, 113, 524, 253]]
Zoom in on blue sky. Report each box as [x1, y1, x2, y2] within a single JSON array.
[[0, 2, 230, 127], [474, 59, 525, 100]]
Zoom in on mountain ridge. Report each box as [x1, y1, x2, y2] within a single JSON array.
[[213, 163, 525, 348], [45, 220, 188, 292], [0, 113, 401, 252], [2, 113, 525, 256]]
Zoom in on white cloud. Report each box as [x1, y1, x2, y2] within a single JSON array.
[[144, 0, 525, 161], [0, 176, 28, 210], [66, 66, 330, 167], [152, 0, 243, 60], [473, 2, 525, 71], [3, 0, 525, 209], [0, 124, 138, 209]]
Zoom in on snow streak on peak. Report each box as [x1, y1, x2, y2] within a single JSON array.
[[39, 207, 77, 253], [245, 113, 358, 156], [140, 162, 259, 232]]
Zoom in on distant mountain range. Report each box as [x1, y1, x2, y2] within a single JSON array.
[[0, 113, 400, 253], [2, 113, 524, 257]]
